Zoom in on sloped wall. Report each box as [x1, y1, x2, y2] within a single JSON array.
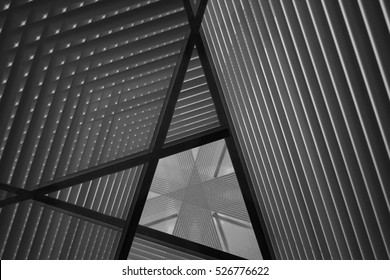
[[203, 0, 390, 259]]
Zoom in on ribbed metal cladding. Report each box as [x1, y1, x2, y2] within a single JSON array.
[[0, 200, 121, 259], [203, 0, 390, 259], [48, 165, 143, 219], [165, 47, 219, 143], [129, 235, 203, 260]]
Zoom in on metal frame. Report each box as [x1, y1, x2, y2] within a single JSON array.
[[136, 225, 244, 260], [0, 0, 274, 260]]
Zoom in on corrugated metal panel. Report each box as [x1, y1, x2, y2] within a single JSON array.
[[47, 165, 143, 219], [128, 235, 203, 260], [0, 200, 121, 259], [202, 0, 390, 259], [0, 0, 189, 189], [139, 139, 261, 259], [165, 47, 219, 143]]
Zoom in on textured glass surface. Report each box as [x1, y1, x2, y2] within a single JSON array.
[[139, 139, 262, 259], [47, 165, 143, 219], [0, 0, 189, 188], [0, 200, 120, 259]]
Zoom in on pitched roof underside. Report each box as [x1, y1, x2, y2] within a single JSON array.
[[1, 0, 389, 260], [0, 0, 264, 260]]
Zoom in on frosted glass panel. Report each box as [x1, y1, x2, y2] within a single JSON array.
[[139, 139, 262, 259]]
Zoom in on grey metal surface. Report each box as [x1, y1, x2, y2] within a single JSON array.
[[129, 235, 203, 260], [203, 0, 390, 259], [0, 200, 120, 259], [48, 165, 143, 219], [165, 47, 219, 143]]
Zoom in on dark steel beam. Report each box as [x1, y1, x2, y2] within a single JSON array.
[[114, 35, 195, 259], [136, 225, 244, 260], [0, 197, 28, 209], [33, 127, 227, 195], [33, 196, 125, 230], [179, 0, 275, 259], [225, 135, 275, 260], [0, 183, 27, 208], [0, 183, 124, 229], [33, 150, 150, 195], [114, 0, 210, 260], [0, 126, 227, 209], [0, 183, 27, 196], [158, 126, 228, 159]]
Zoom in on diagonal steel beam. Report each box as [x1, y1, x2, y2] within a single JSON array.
[[0, 126, 227, 210], [114, 0, 210, 260], [136, 225, 244, 260], [3, 175, 245, 260], [0, 183, 124, 229]]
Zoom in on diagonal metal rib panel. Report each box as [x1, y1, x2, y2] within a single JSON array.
[[165, 47, 219, 143], [202, 0, 390, 259], [48, 165, 143, 220], [129, 235, 203, 260], [130, 225, 243, 260], [0, 200, 121, 259], [0, 0, 197, 260]]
